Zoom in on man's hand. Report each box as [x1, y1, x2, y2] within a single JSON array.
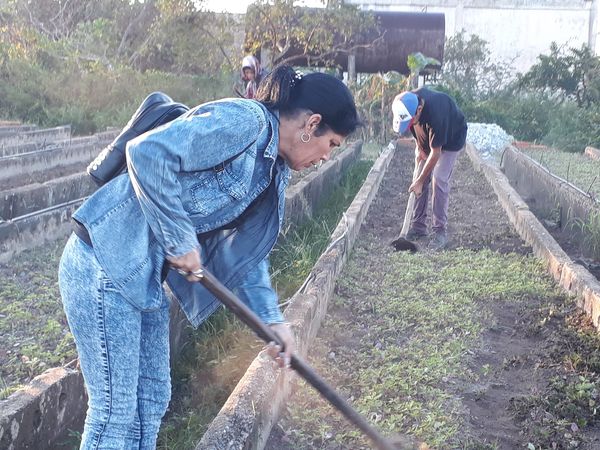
[[167, 248, 202, 282], [409, 179, 424, 197], [266, 323, 295, 369]]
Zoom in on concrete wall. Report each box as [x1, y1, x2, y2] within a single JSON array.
[[0, 131, 117, 158], [501, 145, 600, 257], [346, 0, 599, 73], [1, 173, 95, 221], [0, 199, 84, 263], [0, 367, 86, 450], [0, 139, 112, 189], [0, 126, 71, 150], [0, 125, 37, 140]]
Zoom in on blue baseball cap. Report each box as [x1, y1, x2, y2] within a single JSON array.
[[392, 92, 419, 134]]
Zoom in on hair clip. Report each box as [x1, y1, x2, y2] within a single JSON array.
[[290, 70, 304, 88]]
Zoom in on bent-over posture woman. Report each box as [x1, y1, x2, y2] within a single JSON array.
[[58, 64, 361, 449]]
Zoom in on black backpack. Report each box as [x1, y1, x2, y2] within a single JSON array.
[[88, 92, 189, 186]]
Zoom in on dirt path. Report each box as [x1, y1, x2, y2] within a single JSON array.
[[267, 146, 600, 449]]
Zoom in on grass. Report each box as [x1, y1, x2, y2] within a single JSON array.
[[522, 148, 600, 199], [0, 238, 73, 399], [271, 159, 374, 299], [274, 246, 588, 448], [570, 210, 600, 260]]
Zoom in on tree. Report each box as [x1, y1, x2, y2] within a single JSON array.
[[3, 0, 239, 75], [517, 43, 600, 108], [130, 0, 238, 74], [244, 0, 377, 69], [441, 30, 514, 101], [9, 0, 125, 41]]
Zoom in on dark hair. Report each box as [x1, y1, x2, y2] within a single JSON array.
[[255, 65, 361, 136]]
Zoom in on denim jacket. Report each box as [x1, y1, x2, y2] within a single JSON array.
[[72, 99, 289, 327]]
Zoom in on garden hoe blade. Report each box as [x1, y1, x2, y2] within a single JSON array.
[[391, 190, 418, 252], [391, 159, 424, 253], [189, 267, 417, 450]]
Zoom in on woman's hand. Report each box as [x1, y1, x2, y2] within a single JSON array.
[[167, 248, 203, 282], [266, 323, 295, 369]]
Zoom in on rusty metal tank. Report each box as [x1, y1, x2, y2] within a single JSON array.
[[344, 11, 445, 74], [245, 10, 445, 75]]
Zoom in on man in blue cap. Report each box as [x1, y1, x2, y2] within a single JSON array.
[[392, 88, 467, 249]]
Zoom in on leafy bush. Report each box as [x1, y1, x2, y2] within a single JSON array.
[[0, 56, 233, 134], [517, 43, 600, 108], [543, 102, 600, 152], [437, 32, 600, 150], [351, 71, 408, 144]]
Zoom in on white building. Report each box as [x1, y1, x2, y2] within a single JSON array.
[[344, 0, 600, 73]]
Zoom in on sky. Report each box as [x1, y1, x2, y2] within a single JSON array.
[[202, 0, 325, 14]]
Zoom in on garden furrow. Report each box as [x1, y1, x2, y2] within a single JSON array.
[[267, 146, 600, 449]]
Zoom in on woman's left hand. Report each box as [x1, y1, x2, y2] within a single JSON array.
[[266, 323, 295, 369], [167, 248, 203, 282]]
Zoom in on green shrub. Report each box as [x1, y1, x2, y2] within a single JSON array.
[[0, 56, 233, 135], [438, 32, 600, 151], [543, 102, 600, 152]]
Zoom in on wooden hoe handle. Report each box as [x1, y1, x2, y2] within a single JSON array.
[[195, 268, 405, 450]]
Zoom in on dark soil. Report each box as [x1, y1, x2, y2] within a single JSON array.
[[267, 144, 600, 449], [540, 224, 600, 281]]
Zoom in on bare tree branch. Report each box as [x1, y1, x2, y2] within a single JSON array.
[[198, 24, 234, 67], [116, 1, 154, 58], [275, 30, 386, 67]]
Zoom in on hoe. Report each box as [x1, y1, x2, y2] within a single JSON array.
[[185, 267, 420, 450]]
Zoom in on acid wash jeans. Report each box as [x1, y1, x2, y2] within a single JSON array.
[[59, 234, 171, 449], [411, 147, 463, 234]]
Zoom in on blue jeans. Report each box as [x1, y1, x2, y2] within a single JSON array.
[[59, 234, 171, 449]]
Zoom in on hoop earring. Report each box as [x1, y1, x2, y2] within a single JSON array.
[[301, 132, 311, 143]]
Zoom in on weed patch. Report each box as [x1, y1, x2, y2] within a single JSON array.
[[0, 238, 72, 398], [272, 248, 559, 448]]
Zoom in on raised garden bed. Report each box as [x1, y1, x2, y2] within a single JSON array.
[[517, 146, 600, 199], [266, 146, 600, 449], [502, 145, 600, 278]]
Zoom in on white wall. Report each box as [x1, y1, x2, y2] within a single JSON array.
[[345, 0, 599, 73]]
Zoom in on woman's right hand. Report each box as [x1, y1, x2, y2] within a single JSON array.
[[167, 248, 203, 282]]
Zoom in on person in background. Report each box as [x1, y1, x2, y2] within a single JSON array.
[[241, 55, 264, 99], [59, 64, 361, 449], [392, 87, 467, 249]]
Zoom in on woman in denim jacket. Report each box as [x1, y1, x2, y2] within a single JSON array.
[[58, 64, 361, 449]]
